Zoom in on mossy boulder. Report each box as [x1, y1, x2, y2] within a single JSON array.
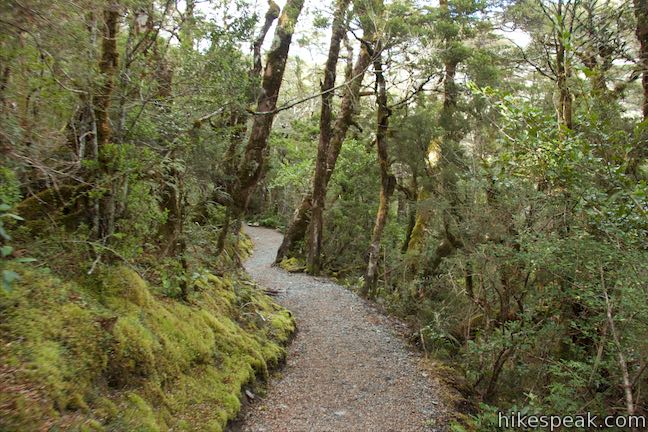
[[278, 257, 306, 273]]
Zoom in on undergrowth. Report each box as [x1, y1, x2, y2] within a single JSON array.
[[0, 258, 294, 431]]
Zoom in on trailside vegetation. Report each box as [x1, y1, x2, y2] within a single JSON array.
[[2, 0, 648, 430]]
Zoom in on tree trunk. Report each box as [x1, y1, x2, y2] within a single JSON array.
[[405, 189, 431, 260], [232, 0, 304, 218], [213, 1, 280, 258], [555, 0, 573, 130], [362, 46, 394, 299], [155, 48, 183, 256], [251, 1, 281, 80], [419, 0, 468, 285], [306, 0, 351, 275], [401, 177, 419, 254], [94, 3, 120, 242], [556, 42, 573, 130], [275, 40, 372, 264], [158, 158, 184, 256], [636, 0, 648, 119]]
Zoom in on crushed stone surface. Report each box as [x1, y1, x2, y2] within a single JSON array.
[[233, 225, 448, 432]]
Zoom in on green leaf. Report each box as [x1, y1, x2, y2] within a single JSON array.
[[2, 269, 19, 292], [2, 213, 24, 221], [0, 226, 10, 241], [15, 257, 37, 263], [1, 245, 13, 257]]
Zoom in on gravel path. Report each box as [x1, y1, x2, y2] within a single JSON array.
[[234, 225, 448, 432]]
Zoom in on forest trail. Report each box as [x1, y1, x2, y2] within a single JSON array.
[[233, 225, 448, 432]]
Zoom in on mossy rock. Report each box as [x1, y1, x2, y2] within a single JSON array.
[[278, 257, 306, 273], [98, 266, 152, 309], [15, 184, 88, 232]]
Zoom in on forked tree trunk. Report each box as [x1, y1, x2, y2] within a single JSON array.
[[275, 41, 372, 264], [232, 0, 305, 218], [251, 1, 281, 79], [362, 46, 394, 299], [215, 0, 280, 257], [306, 0, 351, 275], [94, 3, 120, 242]]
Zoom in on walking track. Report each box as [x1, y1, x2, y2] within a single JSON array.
[[233, 225, 448, 432]]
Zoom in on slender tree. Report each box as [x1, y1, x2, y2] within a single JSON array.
[[94, 2, 121, 242], [306, 0, 352, 274], [636, 0, 648, 119], [231, 0, 305, 221], [362, 41, 394, 298], [275, 40, 373, 264]]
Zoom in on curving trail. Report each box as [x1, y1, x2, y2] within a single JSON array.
[[234, 225, 448, 432]]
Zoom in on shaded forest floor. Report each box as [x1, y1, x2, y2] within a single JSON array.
[[231, 226, 451, 432]]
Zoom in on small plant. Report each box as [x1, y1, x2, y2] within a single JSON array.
[[1, 202, 35, 291]]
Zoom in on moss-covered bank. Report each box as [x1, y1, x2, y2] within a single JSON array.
[[0, 263, 294, 431]]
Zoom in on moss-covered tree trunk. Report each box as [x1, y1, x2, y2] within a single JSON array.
[[275, 42, 372, 264], [214, 0, 280, 257], [404, 188, 431, 258], [362, 46, 394, 299], [251, 1, 281, 80], [636, 0, 648, 119], [306, 0, 351, 275], [231, 0, 304, 220], [94, 3, 120, 242]]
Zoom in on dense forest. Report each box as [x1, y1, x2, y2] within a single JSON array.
[[1, 0, 648, 430]]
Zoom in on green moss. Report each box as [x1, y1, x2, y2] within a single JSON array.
[[111, 316, 160, 383], [112, 393, 162, 432], [14, 185, 86, 232], [79, 419, 106, 431], [278, 257, 306, 273], [98, 266, 152, 308], [0, 264, 295, 431], [238, 234, 254, 259]]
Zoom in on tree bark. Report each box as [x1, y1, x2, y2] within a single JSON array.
[[362, 45, 394, 299], [556, 41, 573, 130], [213, 0, 281, 258], [636, 0, 648, 119], [231, 0, 305, 218], [275, 40, 372, 264], [251, 1, 281, 80], [306, 0, 351, 275], [405, 188, 431, 257], [94, 3, 120, 242], [555, 0, 573, 130]]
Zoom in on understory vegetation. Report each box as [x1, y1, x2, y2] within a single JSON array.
[[253, 0, 648, 430], [1, 0, 297, 429], [1, 259, 293, 431], [1, 0, 648, 430]]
